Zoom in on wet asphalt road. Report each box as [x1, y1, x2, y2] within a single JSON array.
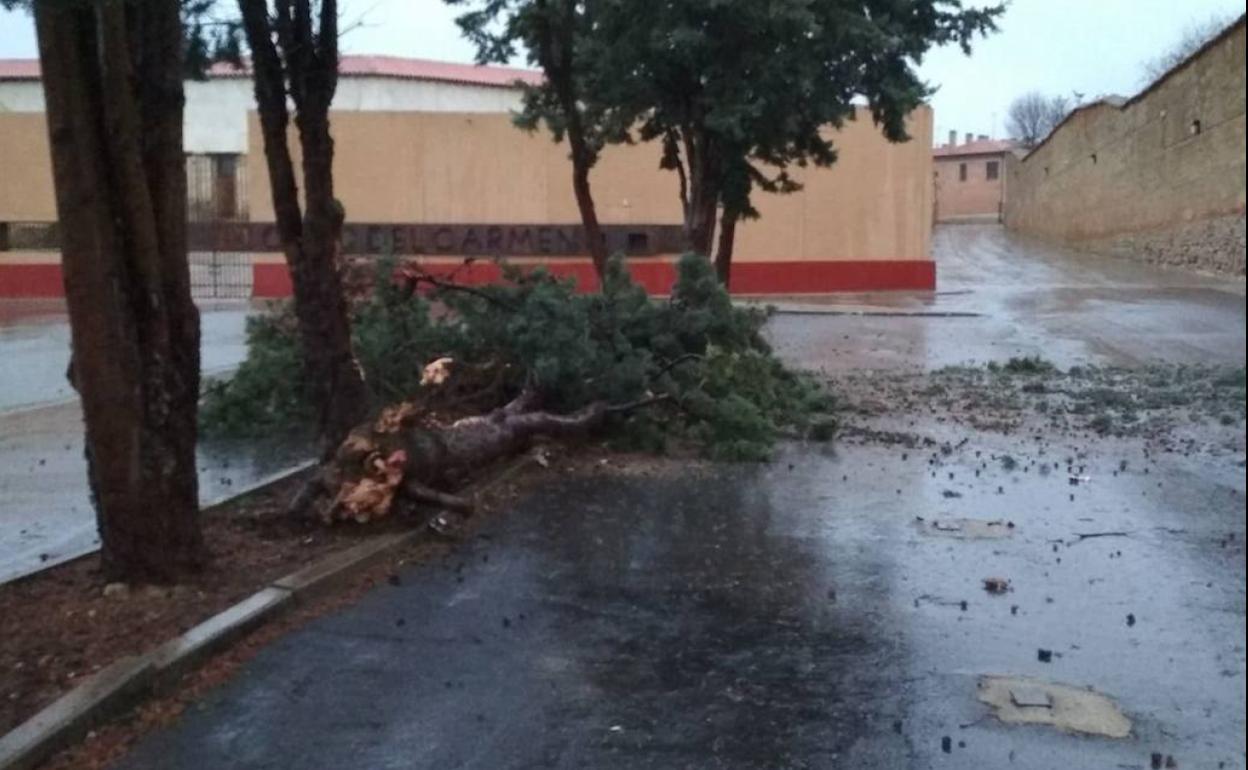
[[0, 300, 308, 583], [103, 226, 1245, 768], [769, 225, 1245, 371], [0, 299, 256, 413]]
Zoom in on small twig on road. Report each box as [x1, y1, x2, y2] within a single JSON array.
[[1066, 531, 1132, 546]]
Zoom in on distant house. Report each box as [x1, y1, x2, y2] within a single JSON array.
[[932, 132, 1018, 224]]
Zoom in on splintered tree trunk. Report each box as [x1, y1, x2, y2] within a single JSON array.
[[34, 0, 204, 582], [293, 391, 610, 524], [239, 0, 368, 448]]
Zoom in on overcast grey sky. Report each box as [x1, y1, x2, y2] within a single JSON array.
[[1, 0, 1242, 141]]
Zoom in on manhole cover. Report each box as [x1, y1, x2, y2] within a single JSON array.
[[977, 676, 1130, 738]]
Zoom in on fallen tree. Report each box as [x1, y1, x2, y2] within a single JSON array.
[[207, 253, 837, 525]]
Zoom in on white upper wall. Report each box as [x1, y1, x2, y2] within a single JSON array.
[[0, 73, 524, 155], [0, 80, 40, 112], [185, 79, 256, 154], [336, 76, 523, 114]]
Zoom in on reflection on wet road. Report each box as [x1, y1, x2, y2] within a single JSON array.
[[769, 225, 1245, 371], [116, 435, 1245, 769], [0, 299, 305, 583]]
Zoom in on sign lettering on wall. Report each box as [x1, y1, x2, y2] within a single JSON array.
[[179, 223, 685, 257]]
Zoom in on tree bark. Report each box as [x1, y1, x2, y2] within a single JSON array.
[[568, 134, 608, 281], [33, 0, 204, 582], [678, 128, 719, 257], [239, 0, 368, 449], [714, 206, 740, 287]]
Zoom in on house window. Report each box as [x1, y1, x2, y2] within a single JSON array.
[[986, 161, 1000, 180], [1190, 119, 1202, 135], [959, 163, 968, 182]]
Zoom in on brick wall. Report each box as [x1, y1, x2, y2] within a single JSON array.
[[1004, 18, 1246, 275]]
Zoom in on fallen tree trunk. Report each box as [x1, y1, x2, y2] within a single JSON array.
[[291, 389, 615, 524]]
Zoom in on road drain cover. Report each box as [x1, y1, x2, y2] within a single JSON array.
[[978, 676, 1131, 738]]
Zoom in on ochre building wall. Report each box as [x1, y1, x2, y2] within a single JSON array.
[[245, 107, 934, 295], [1004, 20, 1246, 275], [1, 105, 935, 296]]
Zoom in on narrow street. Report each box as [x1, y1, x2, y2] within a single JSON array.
[[770, 225, 1246, 371], [89, 227, 1248, 768]]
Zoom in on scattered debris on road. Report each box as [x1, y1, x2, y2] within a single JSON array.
[[982, 577, 1010, 594], [917, 517, 1015, 539]]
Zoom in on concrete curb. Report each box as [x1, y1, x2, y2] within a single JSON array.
[[273, 532, 418, 601], [734, 299, 982, 318], [0, 454, 532, 770], [148, 587, 294, 693], [200, 460, 317, 512], [768, 306, 983, 318]]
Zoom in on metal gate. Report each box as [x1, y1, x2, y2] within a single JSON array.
[[187, 153, 252, 299]]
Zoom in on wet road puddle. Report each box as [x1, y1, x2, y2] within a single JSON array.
[[916, 516, 1015, 539], [977, 675, 1132, 738]]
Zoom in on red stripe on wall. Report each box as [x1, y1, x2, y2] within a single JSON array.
[[252, 263, 293, 298], [257, 259, 935, 298], [0, 264, 64, 297], [731, 260, 936, 293], [2, 259, 935, 298]]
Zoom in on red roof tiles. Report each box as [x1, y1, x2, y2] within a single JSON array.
[[1, 55, 541, 89]]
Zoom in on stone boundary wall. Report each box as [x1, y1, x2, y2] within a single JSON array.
[[1005, 18, 1246, 276], [1079, 213, 1245, 276]]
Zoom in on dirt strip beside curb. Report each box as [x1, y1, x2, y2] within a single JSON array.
[[0, 455, 532, 770]]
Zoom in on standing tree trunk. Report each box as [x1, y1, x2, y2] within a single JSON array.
[[714, 206, 739, 287], [239, 0, 368, 448], [671, 127, 720, 258], [686, 185, 719, 258], [33, 0, 204, 582], [567, 123, 608, 281], [533, 0, 608, 282]]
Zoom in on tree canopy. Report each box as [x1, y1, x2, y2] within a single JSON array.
[[452, 0, 1002, 281], [1005, 91, 1070, 149], [1141, 13, 1236, 84]]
